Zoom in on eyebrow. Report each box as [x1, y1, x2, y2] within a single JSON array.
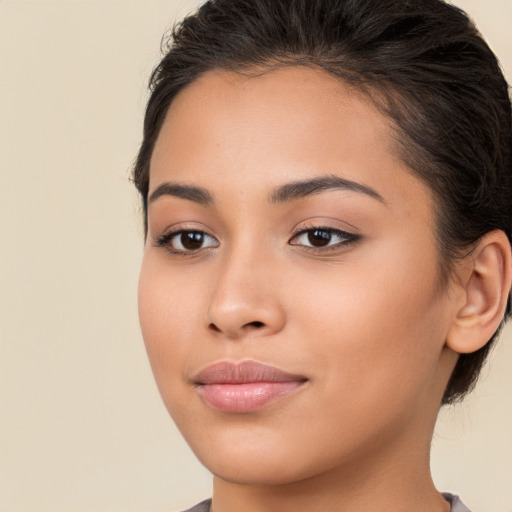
[[148, 174, 385, 207], [269, 175, 386, 204], [148, 182, 213, 205]]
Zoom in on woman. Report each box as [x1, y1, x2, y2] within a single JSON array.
[[133, 0, 512, 510]]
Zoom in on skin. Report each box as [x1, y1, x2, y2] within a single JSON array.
[[138, 66, 508, 512]]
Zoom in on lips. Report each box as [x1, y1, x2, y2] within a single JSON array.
[[193, 360, 307, 413]]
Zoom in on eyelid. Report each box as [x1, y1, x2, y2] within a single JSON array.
[[289, 223, 361, 251], [151, 220, 360, 255], [151, 223, 219, 255]]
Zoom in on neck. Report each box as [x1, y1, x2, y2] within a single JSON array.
[[211, 405, 450, 512], [211, 439, 449, 512]]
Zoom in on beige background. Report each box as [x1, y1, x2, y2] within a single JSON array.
[[0, 1, 511, 511]]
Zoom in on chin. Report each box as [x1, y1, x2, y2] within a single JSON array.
[[181, 420, 345, 487], [201, 451, 313, 486], [206, 436, 294, 481]]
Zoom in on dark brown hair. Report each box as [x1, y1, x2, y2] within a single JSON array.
[[133, 0, 512, 404]]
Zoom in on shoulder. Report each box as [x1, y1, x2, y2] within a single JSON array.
[[443, 492, 473, 512], [178, 496, 472, 512], [179, 498, 212, 512]]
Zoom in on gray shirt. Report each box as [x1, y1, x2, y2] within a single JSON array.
[[182, 493, 471, 511]]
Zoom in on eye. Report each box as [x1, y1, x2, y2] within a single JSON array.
[[290, 227, 359, 250], [154, 229, 219, 254]]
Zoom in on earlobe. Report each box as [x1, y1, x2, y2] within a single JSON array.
[[446, 230, 512, 354]]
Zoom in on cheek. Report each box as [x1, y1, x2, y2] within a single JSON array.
[[290, 243, 448, 407], [137, 253, 202, 388]]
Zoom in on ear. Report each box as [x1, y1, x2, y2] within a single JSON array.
[[446, 230, 512, 354]]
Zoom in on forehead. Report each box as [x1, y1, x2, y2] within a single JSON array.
[[153, 68, 392, 163], [150, 66, 432, 217]]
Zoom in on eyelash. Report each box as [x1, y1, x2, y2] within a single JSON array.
[[153, 225, 360, 256], [153, 228, 219, 256], [289, 225, 360, 253]]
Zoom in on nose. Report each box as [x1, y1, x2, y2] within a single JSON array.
[[206, 248, 286, 340]]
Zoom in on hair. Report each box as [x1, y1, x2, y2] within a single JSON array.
[[132, 0, 512, 405]]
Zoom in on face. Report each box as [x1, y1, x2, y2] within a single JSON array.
[[138, 67, 458, 485]]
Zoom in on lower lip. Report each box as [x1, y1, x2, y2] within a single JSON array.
[[197, 381, 305, 413]]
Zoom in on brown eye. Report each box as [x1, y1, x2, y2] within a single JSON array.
[[290, 227, 359, 251], [307, 229, 332, 247], [154, 229, 219, 253], [180, 231, 206, 250]]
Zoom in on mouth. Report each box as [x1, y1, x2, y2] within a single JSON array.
[[193, 360, 308, 413]]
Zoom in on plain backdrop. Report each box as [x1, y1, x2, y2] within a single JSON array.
[[1, 1, 511, 511]]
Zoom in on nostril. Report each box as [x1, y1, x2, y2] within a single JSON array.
[[208, 323, 222, 332], [207, 320, 266, 336], [245, 321, 265, 329]]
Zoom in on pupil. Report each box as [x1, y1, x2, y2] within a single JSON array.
[[181, 231, 204, 250], [308, 229, 331, 247]]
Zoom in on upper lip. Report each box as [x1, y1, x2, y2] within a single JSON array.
[[193, 360, 307, 385]]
